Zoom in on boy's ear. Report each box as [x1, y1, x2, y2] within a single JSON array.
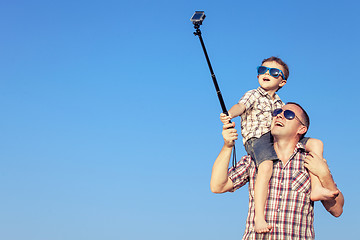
[[279, 80, 287, 87]]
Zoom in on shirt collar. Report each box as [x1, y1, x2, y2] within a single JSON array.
[[295, 142, 305, 150], [295, 142, 306, 152], [257, 87, 282, 102], [281, 142, 306, 168], [257, 87, 267, 96]]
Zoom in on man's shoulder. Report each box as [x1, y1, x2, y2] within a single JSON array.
[[230, 154, 253, 171], [228, 155, 254, 190]]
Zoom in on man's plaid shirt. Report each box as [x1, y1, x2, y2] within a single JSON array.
[[228, 143, 315, 240], [239, 87, 284, 144]]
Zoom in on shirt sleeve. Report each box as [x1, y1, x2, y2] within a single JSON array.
[[228, 155, 251, 191], [239, 89, 257, 110]]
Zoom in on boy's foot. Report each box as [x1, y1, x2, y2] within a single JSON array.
[[310, 187, 339, 201], [254, 217, 272, 233]]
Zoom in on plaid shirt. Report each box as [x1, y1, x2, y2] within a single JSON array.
[[228, 143, 315, 240], [239, 87, 284, 144]]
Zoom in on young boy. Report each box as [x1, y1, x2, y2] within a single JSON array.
[[220, 56, 339, 233]]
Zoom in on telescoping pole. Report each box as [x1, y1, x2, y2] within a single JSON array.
[[193, 25, 229, 116], [191, 12, 237, 167]]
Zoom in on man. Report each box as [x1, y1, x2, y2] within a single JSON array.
[[210, 102, 344, 239]]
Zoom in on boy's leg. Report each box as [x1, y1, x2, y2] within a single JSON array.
[[254, 160, 273, 233], [309, 172, 339, 201], [305, 138, 339, 201]]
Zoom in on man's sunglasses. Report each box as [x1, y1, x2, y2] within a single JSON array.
[[257, 66, 286, 80], [272, 109, 305, 126]]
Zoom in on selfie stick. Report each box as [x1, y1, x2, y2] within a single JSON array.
[[191, 13, 229, 115], [191, 11, 237, 167]]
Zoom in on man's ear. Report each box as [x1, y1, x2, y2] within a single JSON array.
[[297, 125, 307, 135]]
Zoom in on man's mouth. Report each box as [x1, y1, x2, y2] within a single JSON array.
[[275, 121, 284, 127]]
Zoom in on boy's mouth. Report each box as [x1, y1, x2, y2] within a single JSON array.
[[263, 77, 270, 81]]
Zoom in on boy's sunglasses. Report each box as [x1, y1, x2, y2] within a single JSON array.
[[272, 108, 305, 126], [257, 66, 286, 80]]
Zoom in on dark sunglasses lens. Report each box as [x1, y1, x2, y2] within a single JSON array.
[[283, 110, 295, 120], [272, 109, 282, 117], [269, 68, 280, 77], [257, 66, 267, 74]]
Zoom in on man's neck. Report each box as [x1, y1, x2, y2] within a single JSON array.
[[273, 138, 298, 164]]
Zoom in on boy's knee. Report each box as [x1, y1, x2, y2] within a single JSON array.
[[258, 160, 273, 172], [305, 138, 324, 155], [308, 138, 324, 152], [313, 138, 323, 147]]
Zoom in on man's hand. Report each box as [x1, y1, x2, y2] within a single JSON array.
[[222, 122, 238, 148], [304, 152, 331, 178], [220, 112, 232, 124], [211, 121, 238, 194]]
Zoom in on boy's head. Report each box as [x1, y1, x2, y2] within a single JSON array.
[[258, 56, 289, 92], [262, 56, 289, 80]]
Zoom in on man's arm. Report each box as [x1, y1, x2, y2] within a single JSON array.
[[320, 173, 344, 217], [210, 122, 238, 193], [304, 153, 344, 217]]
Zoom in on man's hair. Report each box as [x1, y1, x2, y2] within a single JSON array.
[[286, 102, 310, 138], [262, 56, 289, 80]]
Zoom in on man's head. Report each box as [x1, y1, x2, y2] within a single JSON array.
[[258, 56, 289, 92], [271, 102, 309, 142]]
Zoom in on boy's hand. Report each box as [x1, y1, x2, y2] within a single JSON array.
[[222, 122, 237, 147], [220, 113, 232, 124]]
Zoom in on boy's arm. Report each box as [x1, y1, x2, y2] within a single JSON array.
[[220, 103, 246, 124], [210, 122, 238, 193], [228, 103, 246, 118], [304, 154, 344, 217]]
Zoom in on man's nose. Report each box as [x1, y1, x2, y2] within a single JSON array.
[[276, 112, 284, 119]]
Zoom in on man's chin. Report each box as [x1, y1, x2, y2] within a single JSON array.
[[270, 129, 283, 138]]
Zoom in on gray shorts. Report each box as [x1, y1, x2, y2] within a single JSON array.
[[244, 132, 309, 167]]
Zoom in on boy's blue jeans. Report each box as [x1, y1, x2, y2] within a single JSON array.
[[244, 131, 309, 167]]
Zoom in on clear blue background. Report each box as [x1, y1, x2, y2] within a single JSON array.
[[0, 1, 358, 239]]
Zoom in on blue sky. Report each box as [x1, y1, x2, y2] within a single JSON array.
[[0, 1, 359, 239]]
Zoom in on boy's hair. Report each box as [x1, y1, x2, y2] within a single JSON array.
[[262, 56, 290, 81], [286, 102, 310, 138]]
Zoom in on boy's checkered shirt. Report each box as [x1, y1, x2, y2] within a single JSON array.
[[239, 87, 284, 144]]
